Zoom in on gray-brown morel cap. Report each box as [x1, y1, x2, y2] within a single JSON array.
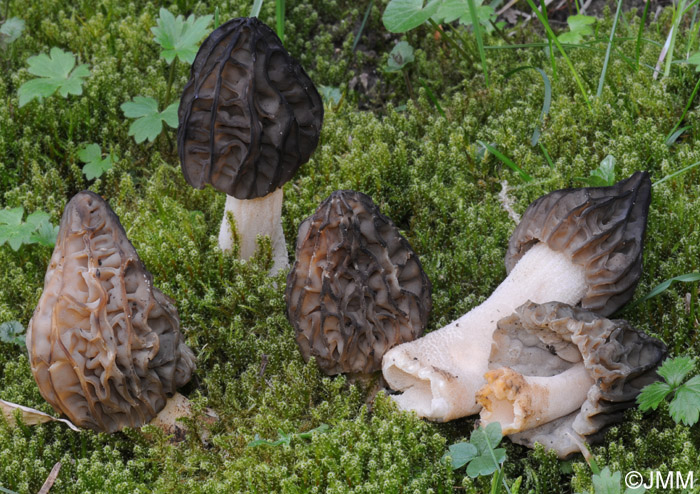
[[491, 301, 666, 458], [505, 171, 651, 316], [178, 17, 324, 200], [26, 191, 195, 433], [285, 190, 432, 376]]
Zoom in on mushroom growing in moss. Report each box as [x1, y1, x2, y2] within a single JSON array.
[[382, 172, 652, 421], [286, 190, 432, 376], [26, 191, 196, 433], [477, 300, 666, 458], [178, 17, 324, 273]]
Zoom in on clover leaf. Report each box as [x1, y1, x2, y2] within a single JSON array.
[[0, 17, 25, 47], [386, 41, 415, 72], [0, 207, 57, 250], [434, 0, 495, 29], [77, 143, 118, 180], [0, 321, 26, 347], [152, 8, 212, 65], [576, 154, 616, 187], [121, 97, 178, 143], [443, 422, 506, 478], [17, 47, 90, 107], [558, 14, 596, 44], [383, 0, 441, 33], [638, 357, 700, 426]]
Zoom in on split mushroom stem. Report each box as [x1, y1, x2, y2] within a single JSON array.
[[382, 242, 588, 421], [218, 187, 288, 273], [477, 365, 594, 435]]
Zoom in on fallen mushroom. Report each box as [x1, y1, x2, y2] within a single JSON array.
[[477, 301, 666, 458], [382, 172, 652, 421], [286, 190, 432, 376], [178, 17, 324, 273], [26, 191, 196, 433]]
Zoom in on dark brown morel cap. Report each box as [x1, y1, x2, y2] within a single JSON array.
[[178, 17, 324, 200], [285, 190, 432, 376], [505, 171, 651, 316], [26, 191, 196, 433], [493, 301, 666, 457]]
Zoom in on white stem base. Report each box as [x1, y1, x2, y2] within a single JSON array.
[[218, 188, 289, 274], [477, 365, 593, 434], [382, 243, 588, 422]]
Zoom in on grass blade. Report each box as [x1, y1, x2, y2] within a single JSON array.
[[504, 66, 552, 146], [539, 142, 554, 169], [418, 79, 446, 117], [653, 160, 700, 187], [478, 140, 533, 182], [597, 0, 623, 98], [635, 0, 650, 71], [540, 0, 557, 81], [524, 0, 590, 109], [276, 0, 285, 44], [353, 0, 375, 54], [250, 0, 263, 17], [467, 0, 489, 86], [629, 273, 700, 309], [665, 76, 700, 144]]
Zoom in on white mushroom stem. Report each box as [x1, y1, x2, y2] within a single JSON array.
[[382, 242, 588, 421], [476, 366, 594, 435], [218, 187, 289, 274]]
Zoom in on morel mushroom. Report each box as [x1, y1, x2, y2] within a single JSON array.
[[26, 191, 196, 433], [477, 301, 666, 458], [178, 17, 324, 273], [382, 172, 651, 421], [286, 190, 432, 376]]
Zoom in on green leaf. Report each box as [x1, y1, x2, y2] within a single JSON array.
[[0, 207, 33, 250], [657, 356, 696, 387], [386, 41, 415, 72], [434, 0, 492, 25], [151, 8, 212, 64], [121, 97, 175, 143], [443, 442, 478, 470], [78, 143, 117, 180], [0, 321, 25, 347], [465, 448, 506, 478], [687, 51, 700, 72], [637, 381, 672, 411], [318, 85, 342, 106], [558, 15, 595, 45], [18, 47, 89, 107], [29, 219, 59, 247], [669, 376, 700, 426], [383, 0, 441, 33], [632, 273, 700, 307], [575, 155, 616, 186], [0, 17, 25, 46], [591, 467, 623, 494]]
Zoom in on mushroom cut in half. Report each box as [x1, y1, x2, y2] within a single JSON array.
[[382, 172, 652, 422], [27, 192, 196, 433], [286, 190, 432, 376], [178, 17, 324, 273], [477, 301, 666, 458]]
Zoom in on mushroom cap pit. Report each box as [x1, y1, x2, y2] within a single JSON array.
[[505, 171, 652, 316], [286, 190, 432, 375], [178, 17, 324, 200], [26, 191, 196, 433], [485, 300, 666, 457]]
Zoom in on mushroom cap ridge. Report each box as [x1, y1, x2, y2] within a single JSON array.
[[492, 300, 667, 457], [285, 190, 432, 375], [26, 191, 196, 432], [178, 17, 324, 200], [505, 171, 652, 316]]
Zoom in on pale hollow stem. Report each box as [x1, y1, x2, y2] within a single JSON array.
[[381, 243, 588, 422], [477, 365, 593, 435], [218, 187, 289, 274]]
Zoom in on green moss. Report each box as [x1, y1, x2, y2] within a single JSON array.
[[1, 0, 700, 492]]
